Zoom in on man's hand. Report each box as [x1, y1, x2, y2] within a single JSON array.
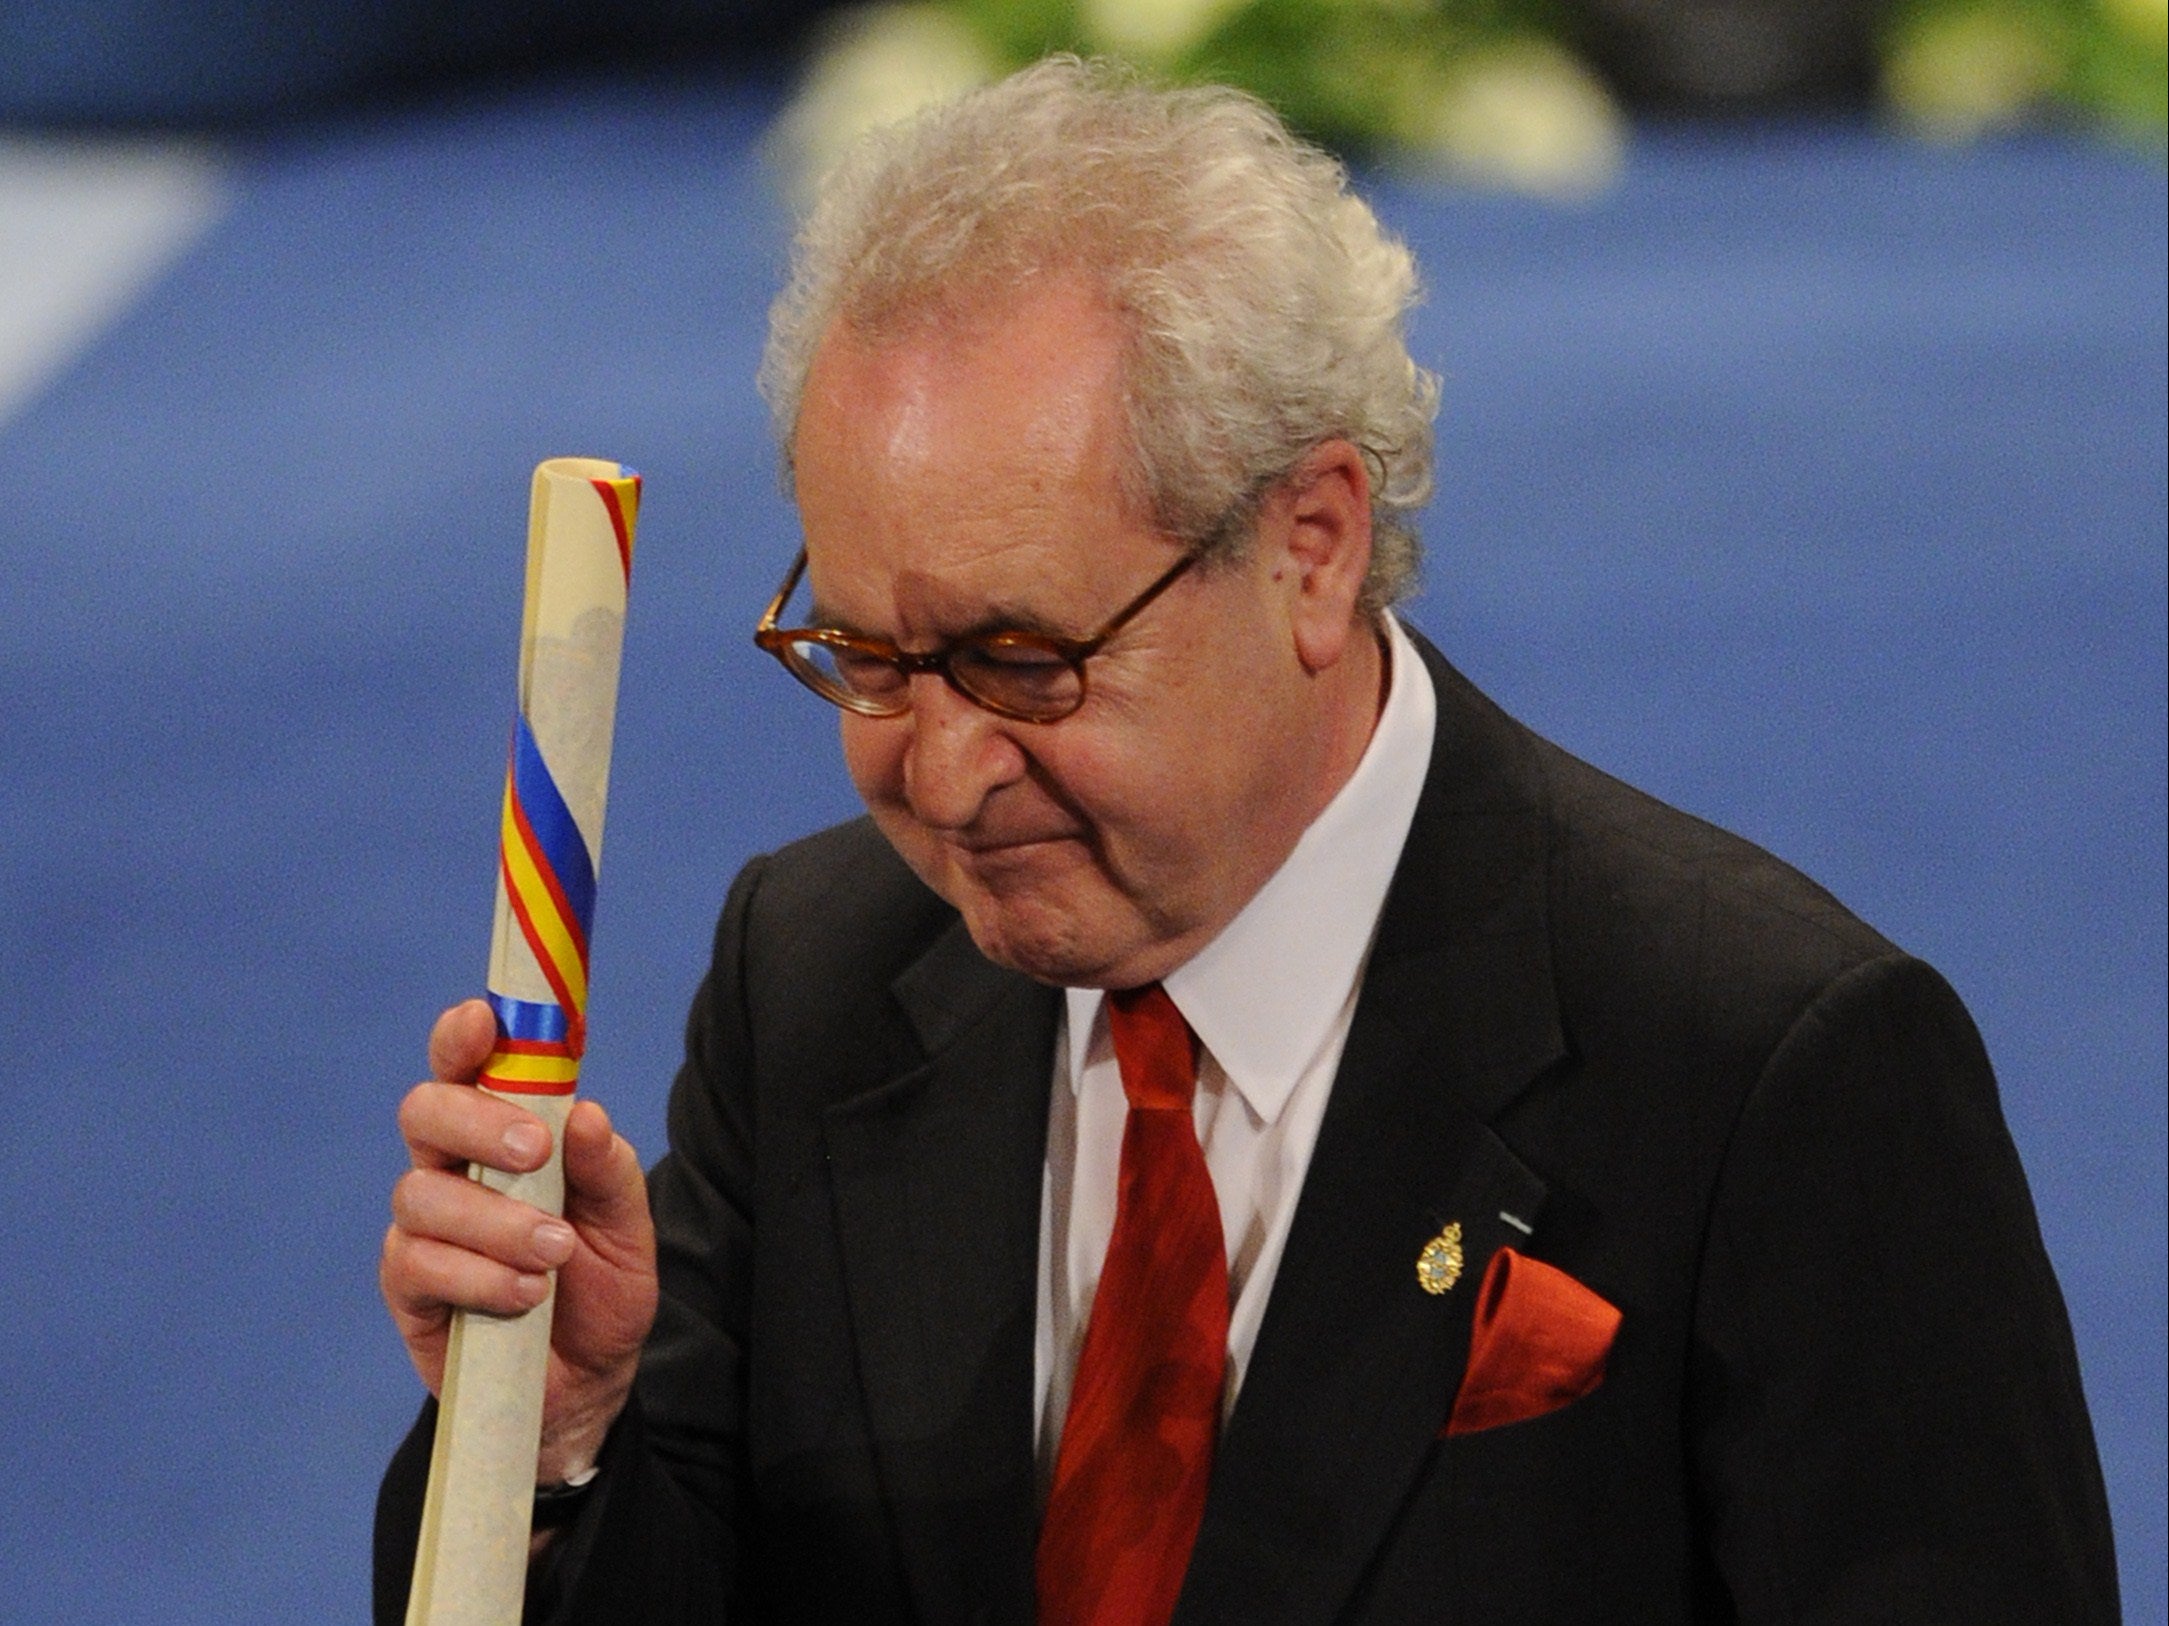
[[380, 999, 659, 1484]]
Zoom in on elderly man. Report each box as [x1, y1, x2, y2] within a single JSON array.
[[375, 59, 2117, 1625]]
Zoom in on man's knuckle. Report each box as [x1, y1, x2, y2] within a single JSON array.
[[389, 1168, 433, 1224]]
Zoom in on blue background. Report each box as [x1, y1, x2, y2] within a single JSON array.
[[0, 72, 2161, 1621]]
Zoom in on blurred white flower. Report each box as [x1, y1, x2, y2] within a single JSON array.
[[1882, 9, 2062, 140], [770, 3, 1000, 207], [1405, 42, 1625, 200], [1078, 0, 1253, 62]]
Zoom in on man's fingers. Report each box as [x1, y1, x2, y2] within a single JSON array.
[[382, 1225, 552, 1319], [562, 1101, 651, 1247], [427, 997, 500, 1084], [391, 1167, 579, 1273], [399, 1080, 553, 1174]]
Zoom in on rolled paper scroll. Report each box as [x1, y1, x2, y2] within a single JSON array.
[[406, 457, 639, 1626]]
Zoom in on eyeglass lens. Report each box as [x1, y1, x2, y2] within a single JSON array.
[[782, 633, 1086, 720]]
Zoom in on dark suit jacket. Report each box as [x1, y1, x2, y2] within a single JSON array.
[[378, 638, 2118, 1623]]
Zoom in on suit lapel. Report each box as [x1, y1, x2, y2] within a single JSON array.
[[823, 921, 1058, 1626], [1177, 639, 1567, 1626]]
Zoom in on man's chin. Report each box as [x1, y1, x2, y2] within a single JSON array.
[[955, 889, 1202, 990], [946, 883, 1138, 986], [959, 903, 1107, 986], [887, 831, 1165, 985]]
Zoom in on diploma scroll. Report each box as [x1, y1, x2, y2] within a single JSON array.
[[406, 458, 640, 1626]]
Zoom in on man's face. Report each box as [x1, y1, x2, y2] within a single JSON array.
[[791, 278, 1353, 989]]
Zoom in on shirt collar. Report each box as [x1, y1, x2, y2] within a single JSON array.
[[1064, 614, 1436, 1122]]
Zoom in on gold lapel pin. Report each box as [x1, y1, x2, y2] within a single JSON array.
[[1417, 1221, 1464, 1295]]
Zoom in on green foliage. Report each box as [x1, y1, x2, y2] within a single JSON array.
[[956, 0, 1080, 61], [1180, 0, 1445, 152], [788, 0, 2157, 209], [2070, 0, 2169, 136], [1881, 0, 2166, 140]]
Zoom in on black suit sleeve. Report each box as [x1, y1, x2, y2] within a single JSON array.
[[1690, 953, 2119, 1622]]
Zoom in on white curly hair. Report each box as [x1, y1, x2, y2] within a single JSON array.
[[759, 56, 1440, 610]]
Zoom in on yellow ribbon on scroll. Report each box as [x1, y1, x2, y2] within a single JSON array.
[[406, 457, 639, 1626]]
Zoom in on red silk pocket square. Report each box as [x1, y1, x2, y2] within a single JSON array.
[[1443, 1247, 1621, 1437]]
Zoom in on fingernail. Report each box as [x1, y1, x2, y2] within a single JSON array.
[[515, 1272, 551, 1307], [503, 1123, 547, 1163], [534, 1220, 576, 1263]]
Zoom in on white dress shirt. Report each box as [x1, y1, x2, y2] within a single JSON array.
[[1034, 614, 1437, 1481]]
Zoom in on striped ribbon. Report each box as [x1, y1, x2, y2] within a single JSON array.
[[480, 992, 579, 1093], [593, 473, 637, 585], [480, 716, 597, 1095]]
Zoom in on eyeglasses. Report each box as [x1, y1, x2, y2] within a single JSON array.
[[754, 545, 1199, 723]]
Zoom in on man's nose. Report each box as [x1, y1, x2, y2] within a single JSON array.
[[900, 674, 1023, 829]]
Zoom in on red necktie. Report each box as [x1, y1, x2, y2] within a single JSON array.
[[1037, 983, 1230, 1626]]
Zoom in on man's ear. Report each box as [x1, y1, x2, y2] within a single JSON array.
[[1266, 439, 1374, 673]]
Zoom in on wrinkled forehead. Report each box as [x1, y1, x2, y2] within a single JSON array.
[[792, 371, 1183, 648], [801, 283, 1153, 551], [800, 266, 1148, 460]]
